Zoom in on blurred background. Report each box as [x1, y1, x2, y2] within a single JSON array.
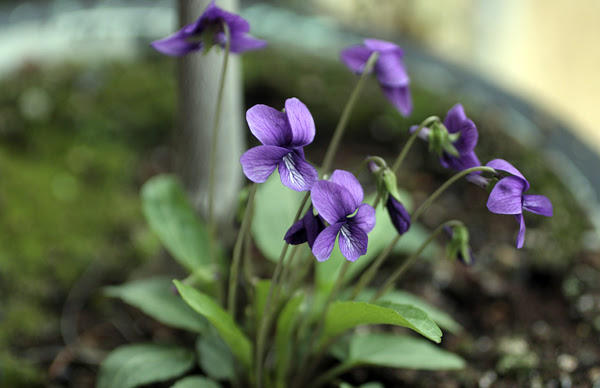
[[1, 0, 599, 386]]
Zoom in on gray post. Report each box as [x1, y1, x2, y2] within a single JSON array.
[[176, 0, 244, 232]]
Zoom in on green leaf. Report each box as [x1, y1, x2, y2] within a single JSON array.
[[171, 376, 223, 388], [104, 277, 208, 333], [252, 173, 306, 262], [196, 327, 235, 381], [174, 280, 252, 368], [343, 332, 465, 370], [275, 294, 304, 383], [97, 343, 194, 388], [357, 289, 462, 334], [141, 175, 216, 282], [322, 301, 442, 344]]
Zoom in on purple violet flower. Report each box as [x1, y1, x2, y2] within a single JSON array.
[[439, 104, 481, 171], [486, 159, 553, 248], [240, 98, 319, 192], [151, 1, 266, 56], [411, 103, 481, 171], [341, 39, 412, 116], [311, 170, 376, 262], [284, 206, 326, 248], [386, 195, 411, 235]]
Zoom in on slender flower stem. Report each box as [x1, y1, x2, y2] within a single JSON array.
[[371, 220, 462, 301], [293, 260, 351, 388], [320, 52, 380, 175], [351, 165, 495, 299], [255, 192, 311, 388], [411, 166, 495, 222], [391, 115, 440, 174], [371, 117, 440, 210], [207, 22, 231, 234], [228, 183, 257, 317], [311, 362, 357, 388]]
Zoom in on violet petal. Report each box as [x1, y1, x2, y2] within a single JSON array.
[[284, 218, 307, 245], [351, 203, 376, 234], [486, 176, 528, 215], [386, 196, 411, 235], [311, 180, 357, 224], [338, 222, 369, 262], [278, 151, 318, 191], [374, 51, 409, 86], [439, 150, 481, 171], [340, 45, 373, 74], [240, 145, 289, 183], [381, 85, 413, 117], [285, 98, 315, 147], [151, 32, 202, 56], [246, 104, 292, 146], [523, 194, 553, 217], [364, 38, 401, 52], [228, 33, 267, 53], [515, 213, 526, 249], [312, 223, 343, 262], [486, 159, 530, 190], [330, 170, 364, 209]]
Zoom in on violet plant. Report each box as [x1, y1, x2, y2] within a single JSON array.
[[98, 2, 553, 387]]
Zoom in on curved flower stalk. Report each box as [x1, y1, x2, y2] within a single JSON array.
[[341, 39, 412, 116], [310, 170, 376, 261], [412, 103, 481, 171], [240, 98, 319, 192], [151, 0, 266, 56], [444, 224, 475, 265], [486, 159, 553, 248], [368, 160, 411, 235]]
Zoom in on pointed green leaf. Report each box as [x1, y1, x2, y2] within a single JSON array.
[[196, 328, 235, 381], [171, 376, 223, 388], [322, 301, 442, 344], [104, 277, 208, 333], [357, 289, 462, 334], [174, 280, 252, 368], [141, 175, 216, 282], [252, 173, 306, 262], [344, 333, 465, 370], [97, 343, 194, 388]]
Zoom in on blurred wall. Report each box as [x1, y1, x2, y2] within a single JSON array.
[[312, 0, 600, 153]]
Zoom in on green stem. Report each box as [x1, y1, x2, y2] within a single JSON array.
[[311, 362, 358, 388], [391, 115, 440, 174], [255, 192, 311, 388], [293, 260, 351, 388], [411, 166, 495, 222], [207, 22, 231, 235], [371, 116, 439, 212], [351, 165, 495, 300], [228, 183, 257, 317], [371, 220, 462, 301], [320, 52, 380, 175]]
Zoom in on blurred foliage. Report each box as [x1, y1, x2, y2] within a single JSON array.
[[0, 58, 174, 386], [0, 45, 592, 385]]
